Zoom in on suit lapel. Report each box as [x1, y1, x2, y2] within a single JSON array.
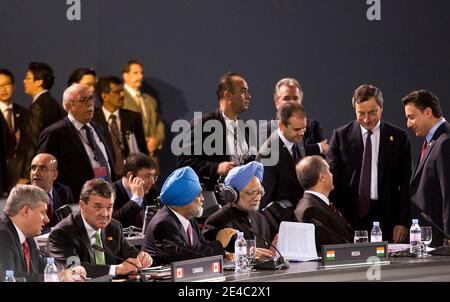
[[119, 109, 130, 156], [411, 139, 436, 181], [74, 213, 96, 264], [64, 118, 92, 166], [377, 122, 388, 188]]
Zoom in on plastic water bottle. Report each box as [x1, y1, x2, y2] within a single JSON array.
[[44, 257, 59, 282], [410, 219, 422, 255], [234, 232, 248, 272], [370, 221, 383, 242], [4, 270, 16, 282]]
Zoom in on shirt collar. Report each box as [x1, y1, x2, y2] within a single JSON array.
[[0, 101, 13, 112], [12, 222, 27, 244], [102, 106, 119, 122], [121, 178, 132, 199], [426, 118, 446, 143], [305, 190, 330, 205], [277, 128, 294, 151], [68, 113, 90, 131], [359, 120, 381, 136], [81, 213, 101, 240], [168, 207, 191, 233], [32, 90, 48, 102], [124, 84, 138, 98]]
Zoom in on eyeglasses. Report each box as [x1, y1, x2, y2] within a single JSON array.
[[356, 110, 379, 119], [30, 165, 55, 173], [241, 188, 265, 198], [73, 96, 95, 104], [0, 81, 12, 89], [141, 175, 158, 182]]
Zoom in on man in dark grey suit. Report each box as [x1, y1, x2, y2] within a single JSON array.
[[37, 83, 116, 199], [295, 156, 353, 253], [48, 178, 152, 278], [327, 84, 412, 242], [403, 90, 450, 247], [258, 101, 307, 209]]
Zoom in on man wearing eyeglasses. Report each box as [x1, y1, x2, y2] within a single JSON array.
[[203, 161, 276, 260], [327, 84, 412, 243], [93, 76, 148, 178], [29, 153, 74, 231], [112, 152, 160, 228], [37, 83, 115, 199]]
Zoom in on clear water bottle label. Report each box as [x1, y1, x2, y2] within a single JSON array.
[[410, 233, 421, 242]]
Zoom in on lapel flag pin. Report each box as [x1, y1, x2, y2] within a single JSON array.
[[106, 236, 113, 241], [389, 136, 393, 141]]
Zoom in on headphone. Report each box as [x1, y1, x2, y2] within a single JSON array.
[[215, 182, 240, 204]]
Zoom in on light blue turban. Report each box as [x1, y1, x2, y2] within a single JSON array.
[[160, 167, 202, 207], [224, 161, 264, 190]]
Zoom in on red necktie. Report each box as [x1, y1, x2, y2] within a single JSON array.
[[420, 140, 428, 161], [329, 202, 351, 228], [22, 241, 31, 273], [187, 223, 193, 245]]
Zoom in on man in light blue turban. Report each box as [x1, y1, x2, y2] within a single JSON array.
[[203, 161, 276, 260], [142, 166, 238, 265]]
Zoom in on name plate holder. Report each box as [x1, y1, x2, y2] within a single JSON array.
[[171, 255, 225, 282], [321, 241, 390, 267]]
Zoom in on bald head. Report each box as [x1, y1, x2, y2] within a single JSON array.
[[30, 153, 59, 192]]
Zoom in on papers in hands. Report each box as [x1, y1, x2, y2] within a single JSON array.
[[276, 221, 319, 262]]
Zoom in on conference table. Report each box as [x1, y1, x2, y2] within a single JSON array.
[[222, 256, 450, 282]]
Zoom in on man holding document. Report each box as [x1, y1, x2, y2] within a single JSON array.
[[294, 156, 354, 252]]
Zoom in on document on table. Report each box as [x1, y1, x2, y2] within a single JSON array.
[[276, 221, 319, 262]]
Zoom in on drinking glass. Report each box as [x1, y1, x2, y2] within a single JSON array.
[[354, 230, 369, 243], [246, 239, 257, 270], [421, 226, 432, 257]]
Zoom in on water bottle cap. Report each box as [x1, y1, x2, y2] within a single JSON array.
[[237, 231, 244, 237], [412, 219, 418, 224], [47, 257, 55, 264], [5, 270, 14, 277], [373, 221, 379, 226]]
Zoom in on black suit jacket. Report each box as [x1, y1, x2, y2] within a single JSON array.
[[47, 211, 139, 278], [257, 131, 305, 209], [0, 103, 28, 191], [294, 193, 354, 252], [37, 117, 116, 199], [142, 206, 225, 266], [177, 109, 255, 190], [410, 121, 450, 246], [0, 216, 46, 281], [112, 179, 160, 228], [47, 182, 75, 228], [327, 121, 412, 240], [92, 108, 148, 161], [20, 92, 66, 176]]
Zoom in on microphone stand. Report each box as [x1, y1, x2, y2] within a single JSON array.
[[92, 244, 149, 282], [310, 218, 351, 243], [420, 212, 450, 256]]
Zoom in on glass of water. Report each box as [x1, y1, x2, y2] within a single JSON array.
[[354, 230, 369, 243], [246, 239, 257, 270], [421, 226, 432, 257]]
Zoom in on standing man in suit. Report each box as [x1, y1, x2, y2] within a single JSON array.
[[37, 83, 115, 199], [271, 78, 329, 156], [122, 60, 165, 172], [402, 90, 450, 246], [258, 101, 306, 209], [295, 156, 353, 252], [93, 76, 148, 178], [112, 152, 160, 229], [327, 84, 412, 242], [177, 71, 254, 191], [142, 166, 237, 266], [29, 153, 74, 230], [0, 185, 86, 281], [0, 68, 27, 194], [48, 178, 152, 278], [21, 62, 66, 175]]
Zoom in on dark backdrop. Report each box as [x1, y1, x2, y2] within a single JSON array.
[[1, 0, 449, 182]]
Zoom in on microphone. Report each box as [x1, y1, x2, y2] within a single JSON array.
[[161, 239, 209, 258], [245, 226, 289, 270], [91, 244, 149, 282], [420, 212, 450, 256], [310, 218, 350, 244]]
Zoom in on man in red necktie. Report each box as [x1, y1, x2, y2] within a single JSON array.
[[0, 184, 85, 281]]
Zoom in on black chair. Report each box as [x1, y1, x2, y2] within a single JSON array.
[[262, 200, 296, 237]]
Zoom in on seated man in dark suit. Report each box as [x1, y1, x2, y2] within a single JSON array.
[[112, 152, 160, 228], [142, 167, 237, 265], [294, 156, 353, 252], [47, 178, 152, 278], [203, 161, 276, 259], [0, 185, 85, 281], [29, 153, 74, 230]]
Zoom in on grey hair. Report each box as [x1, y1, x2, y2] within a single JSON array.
[[296, 156, 329, 190], [3, 185, 49, 217], [274, 78, 303, 101], [62, 83, 92, 110]]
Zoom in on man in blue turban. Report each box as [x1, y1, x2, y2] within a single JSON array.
[[142, 166, 238, 265], [203, 161, 276, 260]]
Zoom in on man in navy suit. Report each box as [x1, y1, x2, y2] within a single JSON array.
[[0, 185, 85, 281], [37, 83, 116, 199], [402, 90, 450, 247], [327, 84, 412, 242], [29, 153, 74, 230]]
